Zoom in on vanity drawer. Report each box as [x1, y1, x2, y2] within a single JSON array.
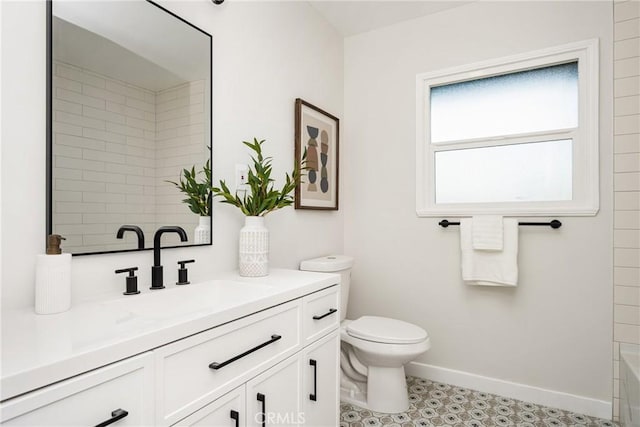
[[302, 285, 340, 344], [155, 300, 301, 426], [0, 353, 154, 426]]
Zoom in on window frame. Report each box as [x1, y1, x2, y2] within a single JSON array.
[[415, 39, 599, 217]]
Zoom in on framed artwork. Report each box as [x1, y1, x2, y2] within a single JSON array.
[[294, 98, 340, 210]]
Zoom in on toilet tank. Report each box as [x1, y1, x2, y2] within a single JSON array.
[[299, 255, 354, 322]]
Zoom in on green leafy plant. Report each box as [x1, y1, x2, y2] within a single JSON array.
[[167, 157, 213, 216], [212, 138, 304, 217]]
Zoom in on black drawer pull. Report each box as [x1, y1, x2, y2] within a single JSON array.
[[95, 409, 128, 427], [230, 409, 239, 427], [257, 393, 266, 427], [313, 308, 337, 320], [309, 359, 317, 401], [209, 334, 282, 370]]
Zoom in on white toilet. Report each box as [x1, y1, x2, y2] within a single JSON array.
[[300, 255, 430, 414]]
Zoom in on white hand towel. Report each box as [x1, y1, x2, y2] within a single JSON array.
[[460, 218, 518, 286], [472, 215, 503, 251]]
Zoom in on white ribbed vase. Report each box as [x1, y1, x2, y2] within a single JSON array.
[[194, 216, 211, 244], [239, 216, 269, 277]]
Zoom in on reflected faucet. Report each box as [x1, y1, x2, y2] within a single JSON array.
[[116, 225, 145, 250], [151, 226, 188, 290]]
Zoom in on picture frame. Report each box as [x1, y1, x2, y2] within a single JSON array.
[[294, 98, 340, 210]]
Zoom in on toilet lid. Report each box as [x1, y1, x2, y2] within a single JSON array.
[[346, 316, 428, 344]]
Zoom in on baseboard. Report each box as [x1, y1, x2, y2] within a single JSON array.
[[406, 361, 612, 419]]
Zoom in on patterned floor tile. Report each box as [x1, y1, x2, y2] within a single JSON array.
[[340, 376, 616, 427]]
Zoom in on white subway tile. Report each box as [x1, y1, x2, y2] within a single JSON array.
[[156, 95, 189, 113], [616, 76, 640, 97], [53, 144, 82, 159], [125, 145, 153, 159], [55, 223, 106, 235], [616, 247, 640, 268], [126, 194, 155, 205], [615, 95, 640, 116], [126, 155, 155, 168], [144, 92, 156, 104], [53, 75, 82, 93], [125, 136, 154, 149], [106, 101, 145, 120], [105, 163, 144, 176], [56, 156, 105, 172], [615, 0, 640, 21], [57, 133, 106, 151], [83, 148, 126, 165], [83, 85, 126, 104], [616, 56, 640, 80], [126, 175, 155, 186], [56, 202, 105, 213], [56, 111, 105, 130], [615, 133, 640, 153], [125, 97, 155, 113], [125, 116, 155, 132], [82, 170, 126, 184], [83, 105, 125, 125], [83, 128, 126, 144], [143, 186, 156, 196], [53, 190, 82, 202], [616, 152, 640, 172], [104, 80, 144, 101], [53, 122, 83, 137], [106, 122, 144, 138], [54, 168, 82, 181], [616, 17, 640, 40], [57, 88, 104, 110], [616, 285, 640, 305], [83, 192, 126, 203], [616, 191, 640, 210], [616, 209, 640, 229], [615, 37, 640, 60], [617, 267, 640, 287], [56, 179, 105, 193], [54, 98, 82, 115], [105, 142, 128, 155], [614, 323, 640, 344], [615, 305, 640, 325], [105, 183, 144, 195], [82, 213, 127, 224], [615, 229, 640, 248], [105, 203, 145, 214], [616, 115, 640, 135], [615, 172, 640, 191], [53, 213, 82, 225], [83, 234, 123, 246]]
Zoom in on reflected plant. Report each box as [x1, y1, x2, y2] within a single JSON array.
[[166, 153, 212, 217]]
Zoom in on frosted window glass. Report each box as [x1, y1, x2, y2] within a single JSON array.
[[435, 140, 572, 204], [430, 62, 578, 143]]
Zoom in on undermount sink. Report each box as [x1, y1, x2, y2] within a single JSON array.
[[104, 280, 277, 321]]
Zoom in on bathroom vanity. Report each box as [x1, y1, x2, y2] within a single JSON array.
[[0, 270, 340, 426]]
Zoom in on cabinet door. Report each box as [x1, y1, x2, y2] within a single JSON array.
[[173, 385, 245, 427], [302, 331, 339, 427], [0, 353, 154, 426], [246, 355, 302, 427]]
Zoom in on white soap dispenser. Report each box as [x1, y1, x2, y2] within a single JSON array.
[[35, 234, 72, 314]]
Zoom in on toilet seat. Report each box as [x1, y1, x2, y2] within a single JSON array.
[[346, 316, 428, 344]]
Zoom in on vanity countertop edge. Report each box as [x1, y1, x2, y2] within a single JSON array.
[[0, 268, 340, 401]]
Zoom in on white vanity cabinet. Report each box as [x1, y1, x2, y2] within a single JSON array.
[[0, 353, 154, 426], [1, 272, 340, 427]]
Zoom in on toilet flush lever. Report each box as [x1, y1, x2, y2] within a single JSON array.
[[312, 308, 337, 320]]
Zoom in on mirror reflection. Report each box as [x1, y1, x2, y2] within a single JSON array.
[[49, 0, 212, 255]]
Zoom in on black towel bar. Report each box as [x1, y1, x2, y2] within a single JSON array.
[[438, 219, 562, 229]]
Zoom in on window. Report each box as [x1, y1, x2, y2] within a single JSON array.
[[416, 39, 599, 216]]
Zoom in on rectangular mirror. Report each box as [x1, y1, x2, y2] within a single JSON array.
[[47, 0, 212, 255]]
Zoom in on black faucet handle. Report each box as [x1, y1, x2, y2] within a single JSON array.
[[178, 259, 195, 268], [176, 259, 195, 285], [115, 267, 140, 295]]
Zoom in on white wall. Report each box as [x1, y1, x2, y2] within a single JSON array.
[[0, 0, 344, 309], [343, 0, 613, 408]]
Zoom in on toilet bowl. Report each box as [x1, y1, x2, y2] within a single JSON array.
[[300, 256, 431, 413]]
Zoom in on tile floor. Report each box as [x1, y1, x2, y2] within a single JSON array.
[[339, 376, 616, 426]]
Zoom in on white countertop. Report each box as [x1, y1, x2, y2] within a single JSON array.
[[1, 269, 339, 401]]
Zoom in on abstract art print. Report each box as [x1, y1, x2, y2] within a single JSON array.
[[295, 98, 339, 210]]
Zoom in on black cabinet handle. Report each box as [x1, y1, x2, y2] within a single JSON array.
[[257, 393, 266, 427], [313, 308, 337, 320], [94, 409, 128, 427], [230, 410, 239, 427], [209, 335, 282, 370], [309, 359, 318, 401]]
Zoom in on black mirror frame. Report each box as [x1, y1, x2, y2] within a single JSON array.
[[46, 0, 213, 256]]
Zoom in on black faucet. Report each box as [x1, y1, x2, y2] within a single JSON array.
[[116, 225, 145, 249], [151, 226, 188, 290]]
